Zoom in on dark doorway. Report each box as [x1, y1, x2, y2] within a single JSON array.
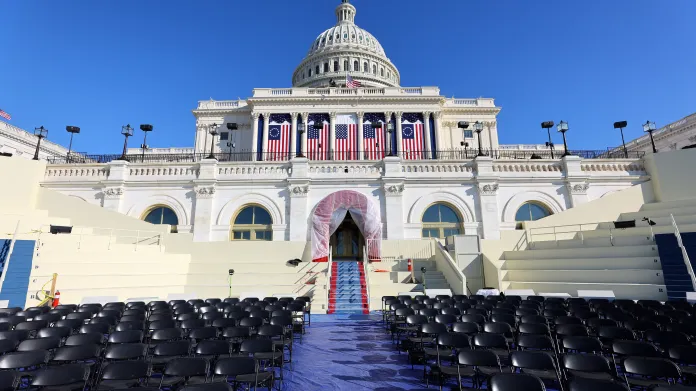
[[330, 212, 364, 259]]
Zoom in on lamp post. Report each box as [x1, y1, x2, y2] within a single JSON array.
[[120, 124, 134, 160], [387, 122, 395, 157], [207, 123, 219, 160], [473, 121, 485, 156], [32, 126, 48, 160], [557, 120, 571, 157], [541, 121, 555, 159], [65, 126, 80, 161], [296, 123, 306, 158], [139, 124, 153, 162], [545, 141, 555, 158], [460, 141, 470, 158], [613, 121, 629, 158], [643, 120, 657, 153], [226, 142, 235, 161]]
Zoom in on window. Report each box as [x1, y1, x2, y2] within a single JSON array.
[[232, 205, 273, 241], [220, 132, 229, 141], [315, 65, 320, 75], [324, 63, 329, 73], [302, 71, 305, 80], [354, 61, 359, 71], [421, 203, 462, 239], [464, 130, 473, 138], [143, 206, 178, 233], [308, 68, 312, 77], [363, 62, 368, 72], [380, 68, 384, 77], [334, 61, 339, 72], [372, 65, 377, 74], [515, 203, 552, 222], [344, 60, 349, 71]]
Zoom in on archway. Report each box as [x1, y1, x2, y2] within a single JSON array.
[[311, 190, 381, 262]]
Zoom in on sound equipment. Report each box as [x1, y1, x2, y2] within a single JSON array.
[[613, 220, 636, 229], [49, 225, 73, 234]]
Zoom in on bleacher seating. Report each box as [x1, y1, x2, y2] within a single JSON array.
[[382, 294, 696, 390], [0, 296, 310, 390]]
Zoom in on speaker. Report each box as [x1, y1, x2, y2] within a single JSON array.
[[0, 152, 12, 157], [613, 220, 636, 229], [228, 269, 235, 276], [286, 259, 302, 267], [541, 121, 555, 129], [49, 225, 73, 235]]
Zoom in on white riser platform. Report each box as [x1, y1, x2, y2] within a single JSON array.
[[502, 269, 664, 284], [502, 257, 661, 271]]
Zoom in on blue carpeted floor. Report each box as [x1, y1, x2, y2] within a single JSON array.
[[281, 313, 431, 391]]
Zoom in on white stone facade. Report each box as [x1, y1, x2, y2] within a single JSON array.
[[0, 121, 71, 160], [621, 113, 696, 153]]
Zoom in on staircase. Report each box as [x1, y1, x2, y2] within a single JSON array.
[[328, 259, 368, 314], [655, 234, 694, 300]]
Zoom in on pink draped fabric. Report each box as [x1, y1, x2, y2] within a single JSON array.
[[311, 190, 382, 262]]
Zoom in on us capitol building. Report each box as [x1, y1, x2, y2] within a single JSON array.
[[13, 0, 649, 260]]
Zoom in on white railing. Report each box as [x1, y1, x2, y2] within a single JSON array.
[[529, 222, 614, 247], [36, 225, 163, 252], [362, 246, 370, 311], [252, 86, 442, 98], [433, 240, 467, 295], [325, 247, 333, 311], [670, 214, 696, 291]]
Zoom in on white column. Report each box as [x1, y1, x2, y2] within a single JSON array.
[[290, 113, 298, 159], [395, 111, 403, 157], [251, 113, 260, 161], [192, 159, 218, 242], [288, 158, 310, 241], [357, 112, 364, 160], [262, 113, 270, 161], [474, 156, 501, 239], [102, 160, 129, 212], [433, 112, 442, 156], [301, 112, 309, 156], [329, 112, 337, 159], [562, 155, 590, 208], [383, 157, 405, 239], [384, 111, 393, 156], [423, 111, 432, 159]]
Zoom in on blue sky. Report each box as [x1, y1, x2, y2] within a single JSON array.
[[1, 0, 695, 153]]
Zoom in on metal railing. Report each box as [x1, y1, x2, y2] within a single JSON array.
[[36, 225, 163, 251], [362, 246, 370, 311], [325, 247, 333, 311], [45, 148, 646, 165], [670, 214, 696, 291], [527, 219, 656, 248]]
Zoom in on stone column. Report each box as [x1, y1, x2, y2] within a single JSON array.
[[357, 112, 364, 160], [192, 158, 218, 242], [382, 156, 405, 239], [474, 156, 501, 239], [395, 111, 403, 157], [384, 111, 393, 156], [301, 112, 309, 156], [262, 113, 270, 161], [433, 112, 442, 156], [562, 155, 590, 207], [485, 121, 497, 151], [288, 158, 310, 241], [423, 111, 432, 159], [290, 113, 298, 159], [251, 113, 260, 161], [329, 112, 337, 159], [102, 160, 129, 212]]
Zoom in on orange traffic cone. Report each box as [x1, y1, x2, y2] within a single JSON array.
[[52, 291, 60, 308]]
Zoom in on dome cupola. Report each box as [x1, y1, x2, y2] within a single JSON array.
[[292, 0, 400, 88]]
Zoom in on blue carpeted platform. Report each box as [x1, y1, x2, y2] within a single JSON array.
[[281, 313, 430, 390]]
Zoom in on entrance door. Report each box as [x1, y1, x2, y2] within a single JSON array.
[[331, 213, 363, 258]]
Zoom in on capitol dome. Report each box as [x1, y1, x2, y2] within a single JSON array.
[[292, 0, 400, 88]]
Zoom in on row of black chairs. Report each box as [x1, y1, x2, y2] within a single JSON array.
[[382, 294, 696, 391]]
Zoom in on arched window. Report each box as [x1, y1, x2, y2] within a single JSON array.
[[315, 65, 320, 75], [354, 61, 359, 72], [363, 62, 368, 72], [515, 202, 552, 221], [380, 68, 384, 77], [373, 65, 377, 74], [232, 205, 273, 241], [143, 206, 179, 233], [308, 68, 312, 77], [334, 61, 339, 72], [324, 63, 329, 73], [421, 203, 462, 239], [344, 60, 349, 71]]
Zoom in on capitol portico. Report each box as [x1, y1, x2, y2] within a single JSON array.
[[31, 0, 648, 262]]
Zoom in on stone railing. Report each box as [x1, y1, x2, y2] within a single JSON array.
[[129, 165, 199, 178], [443, 98, 496, 108], [581, 159, 646, 173], [44, 165, 110, 180], [251, 86, 442, 98], [308, 161, 383, 178], [401, 161, 474, 177], [196, 100, 247, 110], [217, 162, 290, 178], [493, 160, 564, 173]]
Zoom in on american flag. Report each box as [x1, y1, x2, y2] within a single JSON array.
[[335, 114, 358, 160], [0, 109, 10, 121], [346, 73, 361, 88], [363, 113, 386, 160], [267, 116, 290, 161], [307, 113, 330, 161], [401, 113, 424, 160]]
